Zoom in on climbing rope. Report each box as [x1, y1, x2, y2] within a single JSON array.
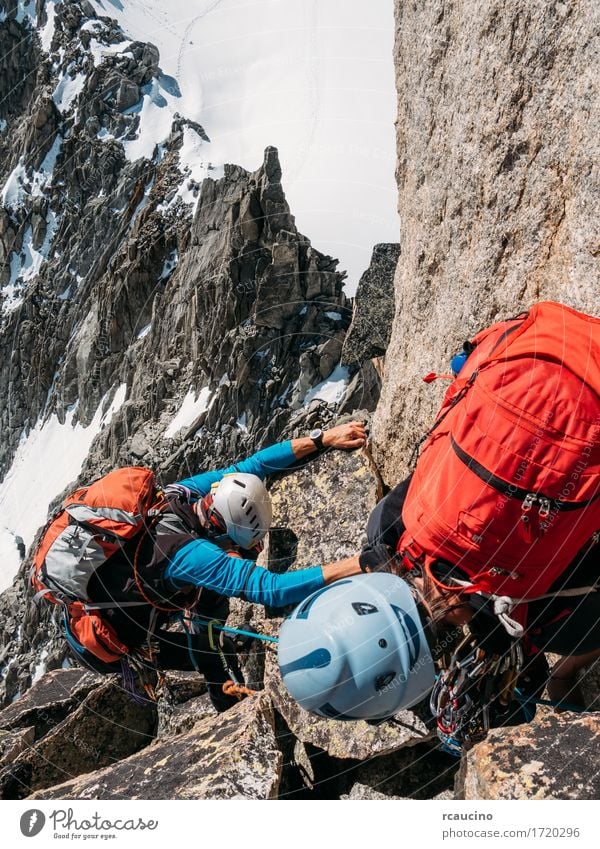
[[182, 614, 279, 644], [222, 680, 258, 700]]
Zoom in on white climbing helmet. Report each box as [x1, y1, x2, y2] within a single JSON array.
[[278, 573, 435, 721], [209, 473, 273, 549]]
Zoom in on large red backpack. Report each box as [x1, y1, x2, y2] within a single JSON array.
[[31, 466, 161, 663], [398, 301, 600, 615]]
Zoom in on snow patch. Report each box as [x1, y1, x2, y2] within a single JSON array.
[[128, 177, 154, 231], [169, 126, 211, 213], [20, 212, 58, 282], [16, 0, 36, 25], [40, 0, 59, 53], [121, 78, 174, 163], [0, 528, 22, 593], [38, 135, 63, 181], [1, 161, 28, 208], [136, 323, 152, 339], [0, 118, 6, 134], [96, 126, 115, 141], [2, 210, 58, 313], [1, 137, 62, 209], [325, 311, 342, 321], [88, 36, 132, 68], [53, 69, 86, 113], [303, 364, 350, 406], [159, 249, 178, 280], [31, 648, 50, 685], [0, 383, 127, 593], [164, 387, 212, 439]]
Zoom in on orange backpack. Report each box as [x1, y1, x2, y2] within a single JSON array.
[[32, 466, 160, 663], [398, 301, 600, 621]]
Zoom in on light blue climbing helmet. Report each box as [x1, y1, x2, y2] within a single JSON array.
[[278, 573, 435, 721]]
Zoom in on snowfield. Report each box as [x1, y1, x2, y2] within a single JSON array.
[[87, 0, 398, 292], [0, 385, 127, 592]]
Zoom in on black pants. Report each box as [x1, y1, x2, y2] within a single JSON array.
[[152, 626, 244, 712], [72, 591, 244, 712], [366, 479, 600, 657]]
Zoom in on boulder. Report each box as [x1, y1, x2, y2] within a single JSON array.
[[265, 447, 378, 572], [0, 669, 101, 740], [0, 678, 157, 799], [156, 693, 215, 739], [0, 726, 34, 769], [341, 782, 402, 800], [29, 693, 282, 800], [456, 708, 600, 800]]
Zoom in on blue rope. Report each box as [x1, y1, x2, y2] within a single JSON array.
[[119, 658, 148, 706], [183, 614, 279, 644], [181, 615, 201, 673]]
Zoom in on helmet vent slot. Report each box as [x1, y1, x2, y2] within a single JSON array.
[[352, 602, 378, 616], [375, 671, 396, 691]]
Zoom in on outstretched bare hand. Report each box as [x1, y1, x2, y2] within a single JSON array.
[[323, 421, 367, 450]]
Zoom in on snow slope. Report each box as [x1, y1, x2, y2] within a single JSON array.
[[88, 0, 398, 291], [0, 385, 127, 593]]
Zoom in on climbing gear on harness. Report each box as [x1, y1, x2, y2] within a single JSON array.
[[182, 614, 279, 644], [206, 473, 272, 549], [278, 573, 435, 721], [430, 631, 523, 756]]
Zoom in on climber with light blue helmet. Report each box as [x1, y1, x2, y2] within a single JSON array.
[[278, 572, 437, 722]]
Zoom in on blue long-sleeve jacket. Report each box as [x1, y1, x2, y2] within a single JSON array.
[[163, 441, 325, 607]]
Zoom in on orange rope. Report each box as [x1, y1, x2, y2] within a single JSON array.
[[222, 680, 257, 700]]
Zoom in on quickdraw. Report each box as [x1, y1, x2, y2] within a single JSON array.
[[430, 633, 523, 756]]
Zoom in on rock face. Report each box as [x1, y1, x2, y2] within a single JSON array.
[[265, 444, 379, 572], [457, 709, 600, 800], [0, 672, 156, 799], [374, 0, 600, 484], [341, 243, 400, 366], [29, 693, 282, 800]]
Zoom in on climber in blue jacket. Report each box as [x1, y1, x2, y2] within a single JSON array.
[[87, 421, 370, 710], [163, 423, 367, 605]]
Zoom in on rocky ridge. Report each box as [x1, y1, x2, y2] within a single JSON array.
[[0, 0, 386, 708]]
